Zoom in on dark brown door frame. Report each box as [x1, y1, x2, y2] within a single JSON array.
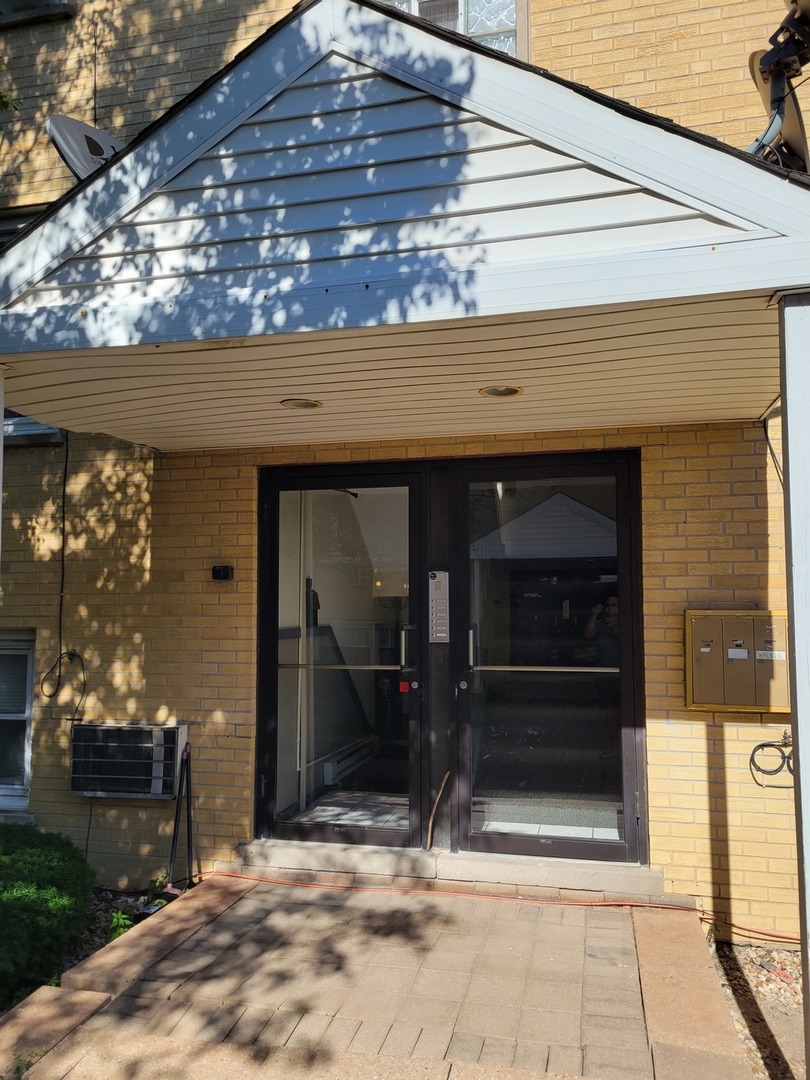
[[450, 450, 646, 864], [256, 450, 647, 864], [256, 463, 426, 848]]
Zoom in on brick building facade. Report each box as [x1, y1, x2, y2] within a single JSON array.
[[0, 0, 804, 942]]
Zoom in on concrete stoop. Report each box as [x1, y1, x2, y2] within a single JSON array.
[[0, 986, 110, 1075], [227, 842, 686, 905]]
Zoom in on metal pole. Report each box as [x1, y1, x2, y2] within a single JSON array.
[[779, 293, 810, 1053], [167, 744, 188, 886], [184, 742, 195, 886]]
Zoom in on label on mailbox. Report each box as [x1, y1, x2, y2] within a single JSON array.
[[756, 650, 786, 661], [428, 571, 449, 643], [727, 648, 749, 660]]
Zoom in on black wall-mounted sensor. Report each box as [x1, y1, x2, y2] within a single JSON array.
[[212, 565, 234, 581]]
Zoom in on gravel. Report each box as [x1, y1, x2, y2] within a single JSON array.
[[713, 940, 806, 1080]]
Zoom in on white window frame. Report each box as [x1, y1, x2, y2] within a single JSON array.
[[0, 631, 35, 807], [384, 0, 527, 60]]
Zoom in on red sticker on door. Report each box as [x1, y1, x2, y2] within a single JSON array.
[[399, 681, 410, 693]]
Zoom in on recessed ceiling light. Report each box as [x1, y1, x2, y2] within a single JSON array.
[[479, 385, 523, 398], [280, 397, 323, 409]]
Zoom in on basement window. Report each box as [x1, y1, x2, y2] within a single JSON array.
[[0, 0, 75, 30], [0, 631, 34, 804]]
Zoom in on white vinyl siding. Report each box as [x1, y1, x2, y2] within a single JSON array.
[[0, 295, 780, 451], [3, 0, 809, 452], [12, 55, 746, 314]]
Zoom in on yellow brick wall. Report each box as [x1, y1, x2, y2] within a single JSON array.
[[0, 0, 298, 211], [0, 0, 799, 212], [528, 0, 789, 149], [0, 420, 797, 941]]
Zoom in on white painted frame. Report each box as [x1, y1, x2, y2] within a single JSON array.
[[780, 292, 810, 1055], [0, 635, 35, 807]]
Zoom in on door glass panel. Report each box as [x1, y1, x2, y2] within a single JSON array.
[[276, 487, 411, 831], [468, 476, 623, 842]]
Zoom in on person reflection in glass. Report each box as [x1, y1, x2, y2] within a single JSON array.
[[584, 596, 620, 757], [584, 596, 619, 665]]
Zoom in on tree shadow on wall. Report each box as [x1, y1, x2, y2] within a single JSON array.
[[1, 2, 493, 875], [1, 432, 156, 862], [1, 0, 307, 207], [2, 2, 489, 446]]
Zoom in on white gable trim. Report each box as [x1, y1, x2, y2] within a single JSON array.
[[3, 0, 810, 321], [0, 2, 337, 307], [0, 231, 806, 353], [317, 42, 769, 241], [323, 0, 810, 237]]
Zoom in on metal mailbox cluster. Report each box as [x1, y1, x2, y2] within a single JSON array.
[[685, 610, 790, 713]]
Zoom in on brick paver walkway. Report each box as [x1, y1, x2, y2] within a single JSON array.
[[1, 874, 753, 1079], [94, 883, 645, 1076]]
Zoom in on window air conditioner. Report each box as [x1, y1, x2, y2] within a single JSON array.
[[70, 723, 187, 798]]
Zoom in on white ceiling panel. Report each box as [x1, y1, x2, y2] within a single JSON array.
[[3, 295, 779, 450]]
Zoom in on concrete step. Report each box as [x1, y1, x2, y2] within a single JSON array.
[[24, 1028, 579, 1080], [228, 842, 683, 904]]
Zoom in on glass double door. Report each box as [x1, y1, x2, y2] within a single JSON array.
[[258, 453, 642, 862]]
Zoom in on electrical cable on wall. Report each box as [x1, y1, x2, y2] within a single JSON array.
[[43, 429, 70, 694], [749, 731, 794, 788], [92, 22, 99, 127], [84, 796, 95, 858], [39, 429, 87, 719], [41, 650, 86, 719]]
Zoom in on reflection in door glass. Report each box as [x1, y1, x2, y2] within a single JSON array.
[[276, 488, 411, 831], [468, 477, 624, 843]]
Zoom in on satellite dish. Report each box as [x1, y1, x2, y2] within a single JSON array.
[[748, 49, 808, 170], [46, 115, 125, 180]]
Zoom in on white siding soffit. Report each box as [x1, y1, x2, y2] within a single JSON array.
[[0, 295, 781, 450]]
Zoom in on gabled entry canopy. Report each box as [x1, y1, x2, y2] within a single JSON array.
[[1, 0, 810, 449]]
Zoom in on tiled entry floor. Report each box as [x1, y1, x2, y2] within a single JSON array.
[[293, 792, 409, 828], [292, 791, 622, 840], [475, 797, 622, 841]]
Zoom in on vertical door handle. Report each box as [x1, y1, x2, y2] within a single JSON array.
[[467, 627, 475, 670], [400, 624, 416, 672]]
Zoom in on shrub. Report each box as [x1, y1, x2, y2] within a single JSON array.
[[0, 825, 95, 1008]]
